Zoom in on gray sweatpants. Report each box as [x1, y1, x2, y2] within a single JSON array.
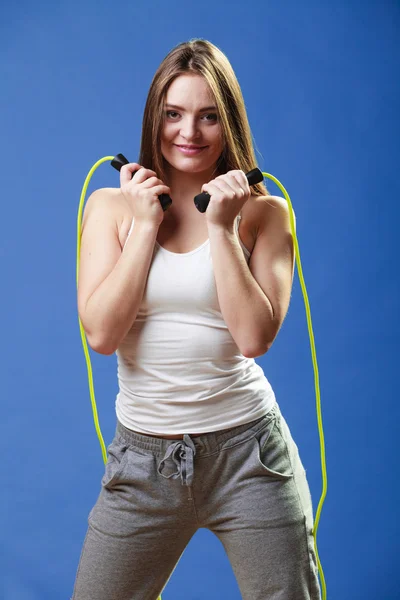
[[71, 400, 321, 599]]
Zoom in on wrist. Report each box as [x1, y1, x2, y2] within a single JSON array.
[[206, 221, 235, 235]]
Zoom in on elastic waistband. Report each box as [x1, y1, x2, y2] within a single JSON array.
[[114, 401, 280, 458]]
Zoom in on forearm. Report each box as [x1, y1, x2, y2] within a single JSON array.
[[85, 221, 159, 354], [208, 224, 275, 358]]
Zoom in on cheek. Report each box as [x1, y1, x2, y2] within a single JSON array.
[[161, 130, 174, 149], [211, 129, 223, 147], [162, 123, 176, 138], [160, 125, 168, 140]]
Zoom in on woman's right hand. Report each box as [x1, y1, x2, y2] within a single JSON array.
[[120, 163, 171, 228]]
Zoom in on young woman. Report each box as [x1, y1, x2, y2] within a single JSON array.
[[73, 39, 321, 600]]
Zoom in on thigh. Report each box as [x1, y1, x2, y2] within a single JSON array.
[[71, 437, 197, 600], [209, 409, 321, 600]]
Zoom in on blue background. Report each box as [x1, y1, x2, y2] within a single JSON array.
[[1, 1, 398, 599]]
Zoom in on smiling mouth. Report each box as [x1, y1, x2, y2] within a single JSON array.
[[176, 145, 207, 149]]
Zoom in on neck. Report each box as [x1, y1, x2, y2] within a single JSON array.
[[163, 162, 222, 215]]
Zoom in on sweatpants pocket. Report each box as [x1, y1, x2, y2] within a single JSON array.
[[255, 416, 294, 480], [101, 438, 130, 489]]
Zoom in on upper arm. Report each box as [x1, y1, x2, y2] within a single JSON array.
[[77, 189, 121, 347], [248, 196, 296, 349]]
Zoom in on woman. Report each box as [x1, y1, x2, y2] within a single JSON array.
[[73, 39, 321, 600]]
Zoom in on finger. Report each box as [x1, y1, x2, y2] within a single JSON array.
[[133, 168, 157, 183], [228, 170, 245, 185], [213, 178, 237, 196], [217, 173, 240, 189], [120, 163, 143, 185], [231, 172, 250, 194], [240, 171, 250, 190], [202, 181, 220, 195]]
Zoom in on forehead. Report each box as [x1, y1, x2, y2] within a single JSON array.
[[165, 74, 214, 104]]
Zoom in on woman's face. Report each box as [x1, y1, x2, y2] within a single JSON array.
[[160, 73, 224, 175]]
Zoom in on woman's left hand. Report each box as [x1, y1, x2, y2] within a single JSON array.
[[202, 170, 251, 228]]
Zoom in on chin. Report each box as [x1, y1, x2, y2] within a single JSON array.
[[163, 151, 219, 173], [180, 163, 215, 176]]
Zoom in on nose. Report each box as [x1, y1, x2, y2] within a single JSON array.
[[179, 116, 202, 142]]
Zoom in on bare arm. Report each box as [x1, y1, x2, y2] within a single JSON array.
[[77, 190, 159, 355]]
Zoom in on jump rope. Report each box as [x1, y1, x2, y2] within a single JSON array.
[[76, 153, 328, 600]]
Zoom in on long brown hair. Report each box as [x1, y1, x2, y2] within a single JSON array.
[[138, 38, 270, 197]]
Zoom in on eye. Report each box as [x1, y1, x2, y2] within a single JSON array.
[[165, 111, 218, 122]]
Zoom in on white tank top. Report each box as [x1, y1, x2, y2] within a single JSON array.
[[115, 213, 276, 435]]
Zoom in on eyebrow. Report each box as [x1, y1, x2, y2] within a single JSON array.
[[165, 103, 217, 112]]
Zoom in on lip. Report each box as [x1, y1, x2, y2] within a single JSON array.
[[175, 145, 207, 155]]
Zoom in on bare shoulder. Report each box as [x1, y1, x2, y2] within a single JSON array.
[[83, 187, 121, 215], [83, 187, 129, 244], [247, 194, 295, 238], [250, 194, 289, 214], [95, 187, 126, 214]]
